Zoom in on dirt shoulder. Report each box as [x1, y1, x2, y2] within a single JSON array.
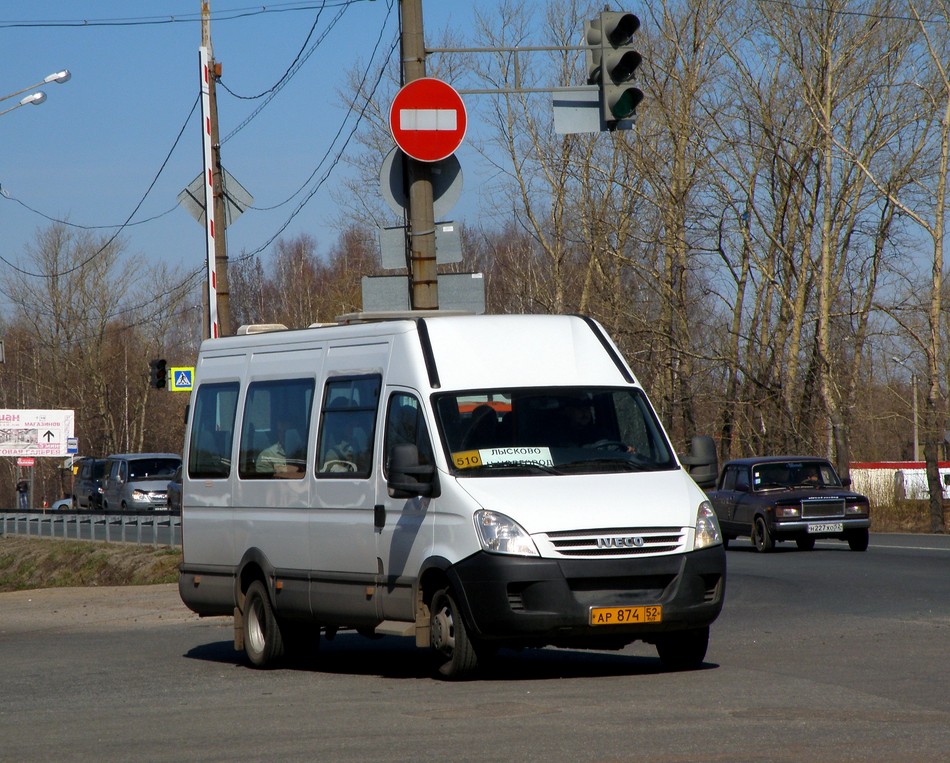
[[0, 583, 204, 635], [0, 537, 218, 635]]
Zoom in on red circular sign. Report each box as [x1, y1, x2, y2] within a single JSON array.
[[389, 77, 467, 163]]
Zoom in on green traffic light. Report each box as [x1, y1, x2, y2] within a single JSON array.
[[610, 87, 644, 120]]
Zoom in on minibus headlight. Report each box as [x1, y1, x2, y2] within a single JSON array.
[[474, 510, 540, 557], [131, 489, 148, 502], [694, 500, 722, 549]]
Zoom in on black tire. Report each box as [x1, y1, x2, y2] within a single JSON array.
[[243, 580, 285, 668], [430, 587, 478, 680], [847, 528, 870, 552], [796, 535, 816, 551], [655, 626, 709, 671], [752, 515, 774, 552]]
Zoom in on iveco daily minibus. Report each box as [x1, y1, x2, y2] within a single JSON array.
[[178, 313, 725, 678]]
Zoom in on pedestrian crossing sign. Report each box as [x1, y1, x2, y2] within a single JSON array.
[[169, 367, 195, 392]]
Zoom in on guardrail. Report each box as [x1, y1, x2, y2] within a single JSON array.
[[0, 509, 181, 547]]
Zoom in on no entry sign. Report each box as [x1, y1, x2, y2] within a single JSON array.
[[389, 77, 467, 163]]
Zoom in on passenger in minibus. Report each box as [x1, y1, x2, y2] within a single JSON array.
[[256, 419, 303, 477]]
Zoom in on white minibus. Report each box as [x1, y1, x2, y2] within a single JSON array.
[[178, 313, 725, 678]]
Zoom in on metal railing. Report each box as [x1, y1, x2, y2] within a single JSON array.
[[0, 508, 181, 547]]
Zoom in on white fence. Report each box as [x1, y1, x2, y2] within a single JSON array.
[[850, 462, 950, 506]]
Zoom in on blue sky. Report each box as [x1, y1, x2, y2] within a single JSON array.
[[0, 1, 512, 303]]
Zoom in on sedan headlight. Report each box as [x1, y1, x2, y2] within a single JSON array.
[[694, 500, 722, 549], [474, 510, 539, 557]]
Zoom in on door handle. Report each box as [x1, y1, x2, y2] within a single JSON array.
[[374, 504, 386, 530]]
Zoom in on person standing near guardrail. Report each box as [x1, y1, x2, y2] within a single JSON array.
[[16, 478, 29, 510]]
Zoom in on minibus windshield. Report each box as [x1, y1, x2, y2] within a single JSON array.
[[434, 387, 678, 476]]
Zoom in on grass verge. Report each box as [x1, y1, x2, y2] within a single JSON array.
[[0, 535, 181, 593]]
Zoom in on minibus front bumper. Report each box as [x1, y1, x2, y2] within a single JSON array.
[[447, 545, 726, 648]]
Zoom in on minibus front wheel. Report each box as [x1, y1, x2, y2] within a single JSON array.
[[430, 587, 478, 679], [654, 625, 709, 671], [243, 580, 285, 668]]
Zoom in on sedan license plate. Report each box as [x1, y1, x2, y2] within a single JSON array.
[[590, 605, 662, 626], [807, 521, 844, 533]]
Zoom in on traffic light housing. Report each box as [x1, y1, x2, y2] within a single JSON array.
[[149, 358, 167, 389], [585, 11, 643, 127]]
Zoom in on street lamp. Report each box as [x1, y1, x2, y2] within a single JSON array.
[[0, 91, 47, 118], [0, 69, 70, 118], [892, 357, 920, 462]]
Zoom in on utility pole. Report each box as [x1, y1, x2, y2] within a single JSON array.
[[400, 0, 439, 310], [200, 2, 231, 338]]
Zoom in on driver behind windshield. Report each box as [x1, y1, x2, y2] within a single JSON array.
[[799, 464, 822, 486], [562, 398, 604, 446], [561, 398, 635, 452]]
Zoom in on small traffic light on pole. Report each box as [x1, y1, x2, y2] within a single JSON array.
[[149, 358, 167, 389], [585, 11, 643, 128]]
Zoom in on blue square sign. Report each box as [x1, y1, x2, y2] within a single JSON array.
[[169, 367, 194, 392]]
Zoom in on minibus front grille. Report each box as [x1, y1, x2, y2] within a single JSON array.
[[543, 527, 686, 557]]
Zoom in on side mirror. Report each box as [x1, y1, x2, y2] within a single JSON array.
[[680, 435, 719, 490], [388, 443, 440, 499]]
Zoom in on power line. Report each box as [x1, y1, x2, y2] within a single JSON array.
[[0, 1, 371, 29], [238, 13, 398, 257], [216, 5, 327, 100], [219, 2, 352, 143], [0, 191, 181, 230], [0, 0, 394, 302], [0, 94, 200, 280]]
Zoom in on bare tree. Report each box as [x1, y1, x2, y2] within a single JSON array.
[[843, 0, 950, 531]]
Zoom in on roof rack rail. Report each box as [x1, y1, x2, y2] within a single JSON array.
[[334, 310, 473, 324], [235, 323, 289, 335]]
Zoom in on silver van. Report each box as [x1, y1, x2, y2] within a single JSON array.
[[101, 453, 181, 511]]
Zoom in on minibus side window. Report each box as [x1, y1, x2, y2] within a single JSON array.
[[238, 378, 315, 480], [188, 382, 239, 479], [317, 375, 380, 478], [383, 393, 434, 477]]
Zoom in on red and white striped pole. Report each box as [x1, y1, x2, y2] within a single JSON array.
[[199, 45, 219, 339]]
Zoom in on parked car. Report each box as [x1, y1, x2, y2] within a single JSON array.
[[166, 465, 182, 514], [101, 453, 182, 511], [73, 457, 107, 509], [50, 498, 72, 511], [706, 456, 871, 552]]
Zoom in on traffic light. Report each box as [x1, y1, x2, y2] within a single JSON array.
[[585, 11, 643, 127], [149, 358, 167, 389]]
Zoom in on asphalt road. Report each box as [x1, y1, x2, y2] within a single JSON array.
[[1, 533, 948, 762]]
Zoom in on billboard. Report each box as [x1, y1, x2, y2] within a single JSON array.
[[0, 409, 76, 458]]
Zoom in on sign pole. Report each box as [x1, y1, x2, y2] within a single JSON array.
[[400, 0, 439, 310]]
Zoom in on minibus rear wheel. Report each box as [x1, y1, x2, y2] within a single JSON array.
[[243, 580, 285, 668], [430, 587, 478, 679]]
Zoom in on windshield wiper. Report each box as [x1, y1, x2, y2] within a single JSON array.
[[561, 458, 652, 473], [466, 461, 562, 475]]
